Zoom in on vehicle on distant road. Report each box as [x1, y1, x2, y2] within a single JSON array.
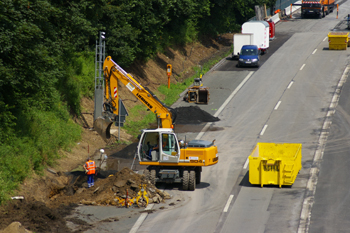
[[232, 33, 254, 59], [241, 21, 269, 54], [301, 0, 335, 18], [238, 45, 260, 68]]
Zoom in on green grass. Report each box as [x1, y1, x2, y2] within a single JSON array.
[[0, 54, 85, 205], [159, 49, 232, 105], [123, 105, 157, 137], [0, 109, 81, 204]]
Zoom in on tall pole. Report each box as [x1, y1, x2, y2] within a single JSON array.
[[118, 99, 121, 141], [280, 0, 281, 15], [94, 32, 106, 122]]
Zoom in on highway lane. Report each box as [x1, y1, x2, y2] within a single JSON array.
[[307, 3, 350, 233], [219, 36, 349, 233], [214, 37, 347, 233], [137, 6, 350, 233], [218, 14, 350, 233], [308, 69, 350, 233]]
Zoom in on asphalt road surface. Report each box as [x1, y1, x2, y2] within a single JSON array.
[[67, 2, 350, 232], [139, 4, 350, 233]]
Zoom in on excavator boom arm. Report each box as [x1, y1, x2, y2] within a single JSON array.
[[94, 56, 175, 141], [103, 56, 173, 128]]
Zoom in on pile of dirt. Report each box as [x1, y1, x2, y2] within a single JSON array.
[[0, 222, 33, 233], [0, 199, 75, 233], [0, 168, 167, 233], [49, 167, 170, 208], [174, 106, 220, 124]]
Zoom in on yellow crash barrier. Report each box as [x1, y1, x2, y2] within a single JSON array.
[[249, 143, 302, 188]]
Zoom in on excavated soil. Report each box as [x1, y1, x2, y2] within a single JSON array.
[[49, 167, 167, 209], [0, 199, 75, 233], [0, 33, 232, 232], [174, 106, 220, 124], [0, 168, 167, 233]]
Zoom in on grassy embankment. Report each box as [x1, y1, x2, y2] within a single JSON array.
[[0, 52, 94, 204]]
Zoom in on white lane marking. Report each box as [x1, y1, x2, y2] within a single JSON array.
[[243, 158, 249, 169], [297, 66, 350, 233], [274, 101, 282, 110], [129, 204, 155, 233], [260, 125, 268, 136], [223, 195, 234, 212], [300, 64, 306, 70], [214, 71, 254, 118], [323, 37, 327, 42], [287, 81, 294, 89], [312, 49, 317, 54], [196, 71, 254, 140]]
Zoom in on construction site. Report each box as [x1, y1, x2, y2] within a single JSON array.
[[0, 34, 231, 233]]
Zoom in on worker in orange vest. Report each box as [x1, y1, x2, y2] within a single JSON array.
[[83, 156, 97, 188]]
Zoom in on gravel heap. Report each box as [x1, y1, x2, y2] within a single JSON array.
[[174, 106, 220, 124]]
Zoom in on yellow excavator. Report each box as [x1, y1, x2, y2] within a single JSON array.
[[94, 56, 218, 190]]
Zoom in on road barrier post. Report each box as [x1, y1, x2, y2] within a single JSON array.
[[337, 4, 339, 19]]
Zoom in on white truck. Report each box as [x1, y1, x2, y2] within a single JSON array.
[[232, 33, 254, 59], [241, 21, 269, 54]]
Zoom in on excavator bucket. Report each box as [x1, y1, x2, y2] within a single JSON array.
[[93, 117, 113, 142]]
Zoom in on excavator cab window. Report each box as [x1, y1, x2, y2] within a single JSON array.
[[160, 133, 179, 157], [139, 132, 159, 161], [138, 131, 179, 162]]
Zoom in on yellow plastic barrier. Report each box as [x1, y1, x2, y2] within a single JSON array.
[[328, 32, 349, 50], [249, 143, 302, 188]]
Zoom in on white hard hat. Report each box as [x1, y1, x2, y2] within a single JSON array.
[[100, 149, 105, 153]]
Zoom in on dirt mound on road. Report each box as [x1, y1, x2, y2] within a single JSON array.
[[174, 106, 220, 124], [49, 167, 168, 208], [0, 168, 169, 233]]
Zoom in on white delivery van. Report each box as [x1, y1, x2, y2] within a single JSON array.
[[242, 21, 269, 54], [232, 33, 254, 59]]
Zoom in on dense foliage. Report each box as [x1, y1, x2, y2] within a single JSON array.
[[0, 0, 270, 203]]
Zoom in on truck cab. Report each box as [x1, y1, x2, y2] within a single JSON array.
[[238, 45, 260, 68]]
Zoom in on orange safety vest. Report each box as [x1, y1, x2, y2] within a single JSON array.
[[85, 160, 96, 175]]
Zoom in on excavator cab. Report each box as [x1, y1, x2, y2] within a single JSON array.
[[138, 129, 180, 163], [193, 78, 203, 87]]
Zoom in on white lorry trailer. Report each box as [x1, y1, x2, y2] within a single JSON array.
[[232, 33, 254, 59], [241, 21, 269, 54]]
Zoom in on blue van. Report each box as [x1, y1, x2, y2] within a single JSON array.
[[238, 45, 260, 68]]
